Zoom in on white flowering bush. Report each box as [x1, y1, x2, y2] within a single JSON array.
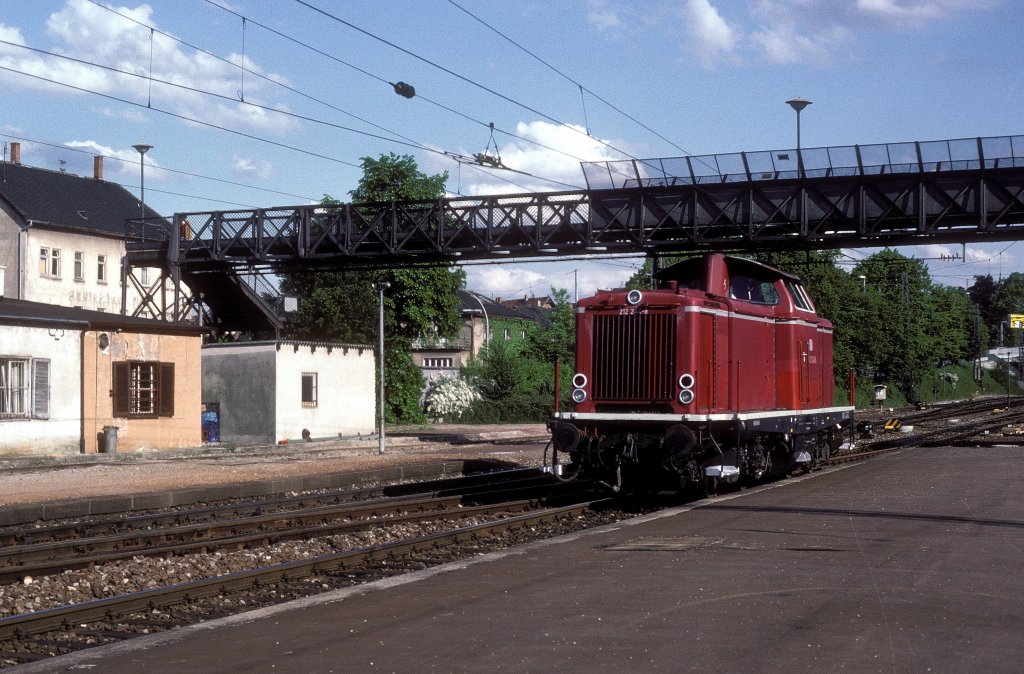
[[940, 372, 959, 387], [424, 376, 480, 422]]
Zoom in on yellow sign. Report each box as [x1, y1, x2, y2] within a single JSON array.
[[1011, 314, 1024, 329]]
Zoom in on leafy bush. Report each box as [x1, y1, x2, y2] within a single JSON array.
[[424, 376, 479, 421], [452, 392, 563, 424]]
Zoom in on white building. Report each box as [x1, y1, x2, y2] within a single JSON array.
[[0, 142, 163, 315], [0, 305, 80, 454], [202, 340, 376, 445]]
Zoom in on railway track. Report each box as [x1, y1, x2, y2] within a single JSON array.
[[0, 467, 580, 582], [0, 413, 1009, 669], [0, 495, 619, 667], [855, 397, 1024, 451]]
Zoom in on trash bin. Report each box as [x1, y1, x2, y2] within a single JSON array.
[[101, 425, 118, 453]]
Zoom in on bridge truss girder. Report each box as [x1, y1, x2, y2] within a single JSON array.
[[170, 167, 1024, 274]]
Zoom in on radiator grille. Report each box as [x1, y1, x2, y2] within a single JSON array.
[[591, 313, 676, 401]]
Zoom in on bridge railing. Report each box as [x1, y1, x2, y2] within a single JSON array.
[[124, 216, 172, 243], [582, 134, 1024, 189]]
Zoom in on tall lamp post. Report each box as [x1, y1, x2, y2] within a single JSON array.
[[785, 98, 811, 151], [374, 282, 391, 455], [132, 144, 153, 217], [467, 291, 490, 353]]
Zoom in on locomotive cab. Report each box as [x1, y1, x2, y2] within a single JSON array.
[[550, 253, 852, 492]]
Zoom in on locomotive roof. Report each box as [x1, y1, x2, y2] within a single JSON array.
[[654, 253, 805, 285]]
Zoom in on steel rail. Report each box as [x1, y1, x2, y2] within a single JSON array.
[[0, 499, 606, 641], [0, 465, 555, 541], [0, 480, 589, 583]]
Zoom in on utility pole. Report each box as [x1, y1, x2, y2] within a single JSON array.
[[374, 282, 390, 455]]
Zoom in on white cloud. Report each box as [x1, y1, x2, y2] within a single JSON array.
[[0, 23, 28, 51], [0, 0, 295, 134], [749, 19, 840, 65], [470, 266, 547, 297], [682, 0, 739, 66], [232, 155, 272, 180], [64, 139, 158, 179], [854, 0, 991, 26], [586, 0, 624, 31], [465, 258, 639, 300]]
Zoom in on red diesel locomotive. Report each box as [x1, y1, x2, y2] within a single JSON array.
[[549, 253, 853, 491]]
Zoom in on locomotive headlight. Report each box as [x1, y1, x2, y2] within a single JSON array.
[[678, 373, 695, 389], [679, 389, 695, 405], [572, 388, 587, 403], [626, 289, 643, 305], [572, 373, 588, 388]]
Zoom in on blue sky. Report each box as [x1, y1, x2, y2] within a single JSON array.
[[1, 0, 1021, 298]]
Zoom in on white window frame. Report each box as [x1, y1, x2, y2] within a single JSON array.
[[74, 251, 85, 281], [0, 357, 49, 420], [97, 254, 107, 283], [38, 248, 61, 279]]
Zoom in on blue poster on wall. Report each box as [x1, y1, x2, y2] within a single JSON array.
[[202, 403, 220, 443]]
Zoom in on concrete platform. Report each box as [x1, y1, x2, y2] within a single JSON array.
[[24, 446, 1024, 673]]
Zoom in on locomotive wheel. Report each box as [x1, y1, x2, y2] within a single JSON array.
[[814, 437, 831, 467]]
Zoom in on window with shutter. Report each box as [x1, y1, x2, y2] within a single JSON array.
[[113, 361, 176, 418], [31, 359, 49, 420], [112, 361, 131, 417], [0, 358, 30, 419], [159, 363, 175, 417]]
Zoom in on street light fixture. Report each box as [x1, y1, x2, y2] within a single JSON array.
[[785, 98, 811, 151], [373, 281, 391, 455], [132, 144, 153, 218]]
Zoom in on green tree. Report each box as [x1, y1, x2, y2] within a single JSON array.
[[524, 288, 574, 364], [281, 154, 465, 423], [990, 272, 1024, 347]]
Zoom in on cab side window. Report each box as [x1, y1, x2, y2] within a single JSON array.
[[729, 274, 779, 305]]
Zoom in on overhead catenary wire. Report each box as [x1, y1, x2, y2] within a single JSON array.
[[446, 0, 697, 158], [291, 0, 640, 162], [0, 132, 318, 205], [72, 0, 585, 194], [198, 0, 600, 174], [0, 40, 582, 192]]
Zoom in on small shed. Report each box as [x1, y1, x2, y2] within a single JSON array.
[[0, 297, 205, 455], [202, 340, 375, 445]]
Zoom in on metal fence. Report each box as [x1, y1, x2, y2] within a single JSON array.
[[582, 135, 1024, 189]]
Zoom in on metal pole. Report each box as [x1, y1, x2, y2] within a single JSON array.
[[139, 152, 145, 209], [468, 291, 490, 351], [375, 282, 390, 455], [132, 144, 153, 216]]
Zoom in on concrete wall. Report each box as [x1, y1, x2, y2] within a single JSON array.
[[82, 330, 202, 453], [202, 341, 375, 445], [201, 344, 277, 446], [0, 324, 82, 454], [274, 342, 375, 441], [0, 205, 20, 299]]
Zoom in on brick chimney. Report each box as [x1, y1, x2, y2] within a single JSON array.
[[93, 155, 103, 180], [10, 142, 20, 164]]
